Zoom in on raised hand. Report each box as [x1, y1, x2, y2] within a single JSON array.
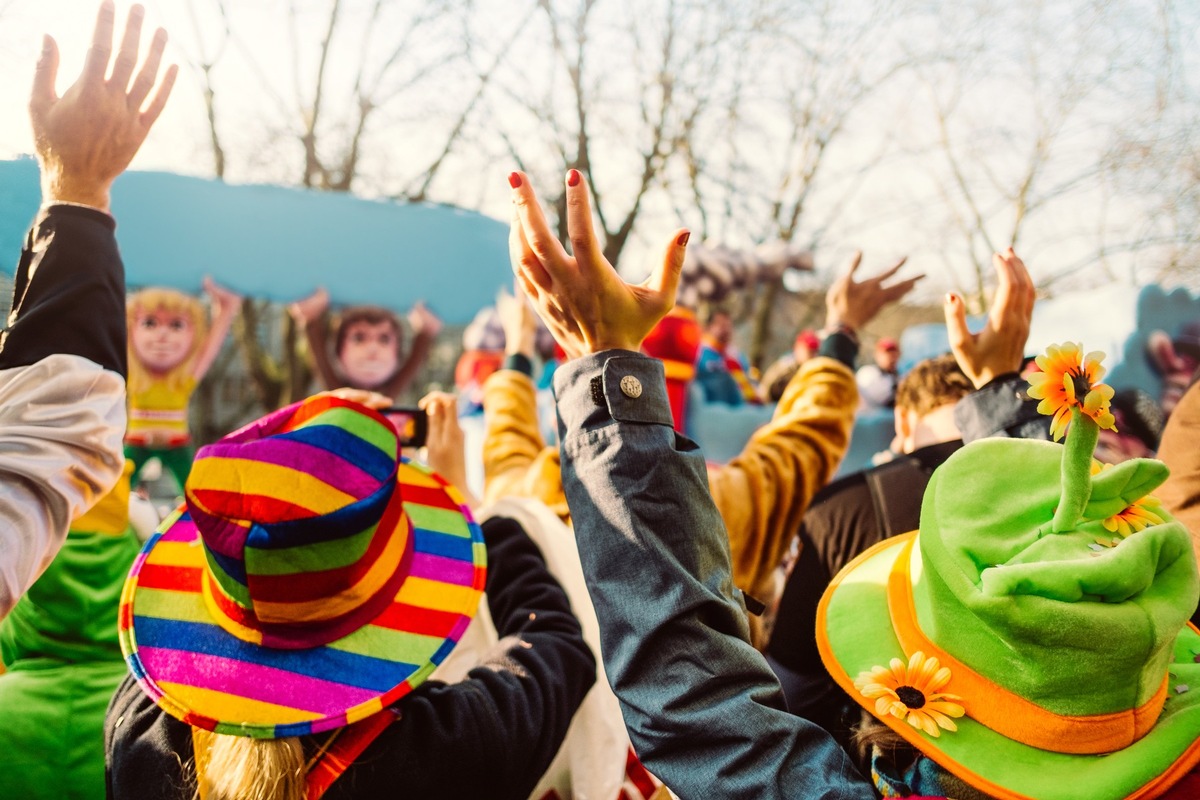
[[408, 301, 443, 337], [203, 276, 241, 311], [508, 169, 690, 359], [496, 282, 538, 358], [29, 2, 178, 212], [824, 251, 923, 333], [418, 391, 477, 507], [288, 287, 330, 325], [323, 387, 393, 410], [944, 247, 1036, 389]]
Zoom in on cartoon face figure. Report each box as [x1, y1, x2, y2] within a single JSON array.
[[131, 308, 195, 373], [339, 320, 400, 388]]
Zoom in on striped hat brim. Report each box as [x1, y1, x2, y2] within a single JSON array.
[[118, 459, 485, 739]]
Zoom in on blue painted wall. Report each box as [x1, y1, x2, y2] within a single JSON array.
[[0, 158, 510, 324]]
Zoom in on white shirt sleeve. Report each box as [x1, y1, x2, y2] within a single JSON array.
[[0, 354, 126, 618]]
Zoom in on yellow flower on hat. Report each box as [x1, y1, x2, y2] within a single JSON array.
[[1027, 343, 1117, 441], [1104, 494, 1165, 538], [854, 651, 965, 737]]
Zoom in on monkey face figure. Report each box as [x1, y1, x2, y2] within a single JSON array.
[[339, 320, 400, 389], [131, 307, 196, 374]]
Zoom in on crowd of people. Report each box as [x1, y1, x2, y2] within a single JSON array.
[[2, 4, 1199, 800]]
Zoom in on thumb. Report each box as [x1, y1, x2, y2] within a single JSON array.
[[29, 35, 60, 119], [646, 229, 690, 305], [943, 292, 972, 356]]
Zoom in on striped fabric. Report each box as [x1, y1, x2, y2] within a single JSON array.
[[118, 396, 486, 739]]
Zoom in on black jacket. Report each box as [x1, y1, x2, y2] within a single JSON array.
[[105, 516, 596, 800]]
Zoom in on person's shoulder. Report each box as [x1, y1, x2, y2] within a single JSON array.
[[808, 470, 871, 514]]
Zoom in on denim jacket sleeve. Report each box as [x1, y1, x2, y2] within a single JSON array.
[[554, 351, 874, 800]]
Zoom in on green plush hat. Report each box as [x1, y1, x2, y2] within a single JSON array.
[[817, 343, 1200, 800]]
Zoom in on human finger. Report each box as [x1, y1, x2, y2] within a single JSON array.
[[82, 0, 117, 85], [139, 62, 177, 128], [873, 255, 909, 284], [29, 35, 60, 120], [943, 292, 972, 357], [990, 250, 1017, 319], [844, 250, 864, 279], [644, 229, 690, 303], [564, 169, 601, 265], [128, 26, 166, 108], [108, 4, 145, 89], [325, 388, 392, 409], [509, 171, 569, 275], [1006, 248, 1036, 318], [883, 273, 924, 303], [509, 204, 553, 293]]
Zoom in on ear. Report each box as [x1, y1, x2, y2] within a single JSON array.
[[894, 405, 910, 441], [1082, 458, 1170, 522]]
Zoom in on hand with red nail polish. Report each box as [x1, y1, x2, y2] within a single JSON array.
[[944, 247, 1036, 388], [507, 169, 689, 358]]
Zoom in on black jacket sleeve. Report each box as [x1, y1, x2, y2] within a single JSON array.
[[1, 205, 126, 376], [334, 515, 596, 800]]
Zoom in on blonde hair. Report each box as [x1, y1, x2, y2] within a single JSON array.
[[126, 288, 208, 397], [192, 727, 306, 800]]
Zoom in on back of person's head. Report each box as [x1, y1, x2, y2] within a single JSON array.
[[819, 344, 1200, 800], [191, 730, 304, 800], [895, 353, 972, 419]]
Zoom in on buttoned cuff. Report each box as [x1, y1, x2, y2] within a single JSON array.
[[553, 351, 674, 437]]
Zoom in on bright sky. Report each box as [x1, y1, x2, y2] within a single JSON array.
[[1, 0, 1196, 298]]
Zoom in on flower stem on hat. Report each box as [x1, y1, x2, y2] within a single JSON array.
[[1053, 405, 1101, 532], [854, 652, 965, 738], [1027, 344, 1117, 532]]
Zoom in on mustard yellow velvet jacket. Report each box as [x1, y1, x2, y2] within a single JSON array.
[[481, 356, 859, 642]]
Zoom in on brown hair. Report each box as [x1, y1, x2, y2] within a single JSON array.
[[334, 306, 404, 357], [895, 353, 972, 418], [192, 728, 306, 800]]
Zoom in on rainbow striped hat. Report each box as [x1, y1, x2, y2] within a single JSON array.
[[118, 395, 486, 738]]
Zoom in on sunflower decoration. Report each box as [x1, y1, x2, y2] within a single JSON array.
[[1027, 343, 1117, 441], [854, 651, 966, 737], [1104, 494, 1166, 538]]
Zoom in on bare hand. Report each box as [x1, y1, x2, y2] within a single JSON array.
[[408, 301, 443, 337], [944, 247, 1035, 389], [496, 282, 538, 357], [825, 252, 923, 332], [323, 387, 393, 410], [203, 276, 241, 310], [509, 169, 689, 358], [288, 287, 330, 325], [418, 391, 475, 505], [30, 2, 178, 212]]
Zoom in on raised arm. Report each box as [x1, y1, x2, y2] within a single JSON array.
[[0, 1, 176, 617], [711, 251, 921, 622], [288, 288, 342, 390], [481, 285, 570, 518], [508, 169, 874, 799], [190, 276, 241, 381], [945, 249, 1050, 441]]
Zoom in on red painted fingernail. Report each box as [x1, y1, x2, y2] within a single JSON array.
[[677, 231, 691, 247], [945, 293, 955, 304], [567, 169, 581, 187], [508, 172, 522, 189]]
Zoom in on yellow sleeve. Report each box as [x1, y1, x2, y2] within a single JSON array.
[[481, 369, 571, 524], [709, 356, 858, 605]]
